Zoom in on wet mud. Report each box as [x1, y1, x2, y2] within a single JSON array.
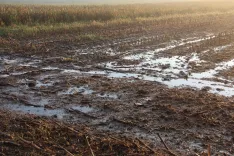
[[1, 30, 234, 155]]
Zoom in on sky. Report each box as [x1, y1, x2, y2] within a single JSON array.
[[0, 0, 198, 4]]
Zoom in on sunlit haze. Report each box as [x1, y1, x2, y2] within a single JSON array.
[[0, 0, 201, 4]]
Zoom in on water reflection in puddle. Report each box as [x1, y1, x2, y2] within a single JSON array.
[[58, 86, 94, 95], [36, 80, 54, 88], [214, 44, 232, 52], [192, 59, 234, 79], [0, 74, 9, 78], [60, 66, 234, 97], [97, 93, 118, 99], [71, 105, 94, 113], [42, 66, 60, 70], [2, 104, 66, 119], [124, 36, 214, 61], [5, 35, 232, 97]]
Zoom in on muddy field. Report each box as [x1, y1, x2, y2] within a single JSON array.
[[1, 28, 234, 155]]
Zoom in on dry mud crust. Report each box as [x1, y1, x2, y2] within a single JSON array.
[[0, 110, 162, 156]]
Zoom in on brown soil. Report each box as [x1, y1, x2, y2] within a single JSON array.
[[0, 110, 160, 156], [1, 15, 234, 156]]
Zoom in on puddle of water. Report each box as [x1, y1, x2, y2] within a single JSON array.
[[62, 69, 81, 74], [97, 93, 118, 99], [29, 35, 234, 97], [19, 60, 41, 68], [189, 53, 206, 64], [105, 48, 116, 56], [0, 67, 3, 73], [85, 71, 107, 75], [59, 52, 234, 97], [96, 37, 234, 97], [1, 57, 37, 67], [62, 69, 108, 76], [214, 44, 232, 52], [58, 86, 94, 95], [64, 68, 232, 96], [17, 79, 55, 88], [1, 103, 66, 119], [11, 72, 28, 76], [42, 66, 60, 70], [32, 98, 50, 107], [124, 36, 214, 61], [202, 50, 210, 53], [71, 105, 94, 113], [36, 80, 54, 88], [0, 74, 9, 78], [219, 150, 232, 155], [105, 55, 190, 78], [108, 40, 211, 79], [19, 64, 38, 68], [192, 58, 234, 79], [77, 70, 234, 97], [189, 141, 204, 151], [2, 59, 18, 65], [165, 78, 234, 96], [107, 72, 140, 79], [77, 86, 94, 95]]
